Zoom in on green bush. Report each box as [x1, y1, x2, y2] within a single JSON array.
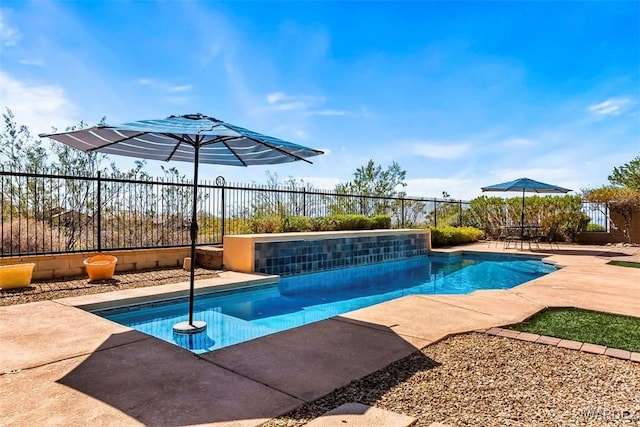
[[371, 214, 392, 229], [309, 216, 338, 231], [467, 195, 590, 242], [430, 226, 484, 247], [586, 223, 606, 232], [245, 215, 282, 233], [282, 216, 312, 232], [328, 214, 372, 230], [241, 213, 392, 233]]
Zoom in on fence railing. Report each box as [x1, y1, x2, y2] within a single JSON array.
[[1, 170, 471, 257], [582, 201, 610, 231]]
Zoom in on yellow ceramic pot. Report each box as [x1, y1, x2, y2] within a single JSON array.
[[0, 263, 36, 289]]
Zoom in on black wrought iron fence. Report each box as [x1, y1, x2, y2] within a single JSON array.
[[582, 201, 610, 231], [1, 169, 474, 257]]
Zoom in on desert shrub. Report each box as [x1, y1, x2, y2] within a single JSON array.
[[430, 225, 484, 247], [309, 217, 338, 231], [237, 213, 392, 234], [371, 214, 392, 229], [281, 216, 312, 232], [244, 215, 283, 233], [329, 214, 373, 230], [467, 195, 590, 242], [1, 218, 63, 254], [586, 223, 606, 232]]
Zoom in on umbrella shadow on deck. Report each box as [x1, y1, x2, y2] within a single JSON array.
[[56, 330, 301, 426], [56, 317, 438, 426]]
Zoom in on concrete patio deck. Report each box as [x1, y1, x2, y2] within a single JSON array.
[[0, 243, 638, 426]]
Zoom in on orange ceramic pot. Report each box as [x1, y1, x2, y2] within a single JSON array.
[[83, 255, 118, 281]]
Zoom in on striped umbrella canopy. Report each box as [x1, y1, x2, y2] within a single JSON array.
[[481, 177, 571, 194], [40, 113, 323, 166], [40, 113, 323, 332], [481, 178, 572, 249]]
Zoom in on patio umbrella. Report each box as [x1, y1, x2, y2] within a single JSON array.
[[40, 113, 323, 333], [481, 177, 572, 249]]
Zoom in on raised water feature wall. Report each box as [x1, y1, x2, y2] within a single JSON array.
[[223, 229, 431, 276]]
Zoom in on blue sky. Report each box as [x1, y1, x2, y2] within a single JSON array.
[[1, 1, 638, 200]]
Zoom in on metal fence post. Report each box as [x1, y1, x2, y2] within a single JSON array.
[[433, 199, 438, 228], [216, 176, 226, 242], [401, 198, 405, 228], [303, 187, 307, 217], [97, 171, 102, 252], [459, 200, 462, 226]]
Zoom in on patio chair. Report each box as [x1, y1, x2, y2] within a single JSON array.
[[533, 224, 560, 250], [488, 226, 508, 247], [503, 226, 523, 249]]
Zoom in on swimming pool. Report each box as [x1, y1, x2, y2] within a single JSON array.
[[96, 253, 556, 353]]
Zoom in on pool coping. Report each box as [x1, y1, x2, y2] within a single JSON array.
[[54, 270, 280, 311]]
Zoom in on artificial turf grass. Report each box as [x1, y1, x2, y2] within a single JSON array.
[[608, 260, 640, 269], [510, 307, 640, 353]]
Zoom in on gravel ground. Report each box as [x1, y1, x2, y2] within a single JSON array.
[[3, 264, 639, 426], [262, 333, 640, 427], [0, 267, 220, 306]]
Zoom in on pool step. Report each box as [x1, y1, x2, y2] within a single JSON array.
[[305, 402, 417, 427]]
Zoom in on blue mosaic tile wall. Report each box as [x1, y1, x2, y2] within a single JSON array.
[[254, 233, 429, 276]]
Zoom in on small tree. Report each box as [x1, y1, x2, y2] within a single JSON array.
[[608, 156, 640, 189], [250, 171, 314, 217], [331, 160, 406, 216]]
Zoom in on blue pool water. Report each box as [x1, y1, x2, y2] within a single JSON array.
[[96, 253, 556, 353]]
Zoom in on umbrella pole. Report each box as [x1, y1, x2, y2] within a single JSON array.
[[173, 142, 206, 334], [520, 189, 525, 250], [188, 147, 199, 326]]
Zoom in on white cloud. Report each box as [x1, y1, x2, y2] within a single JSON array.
[[0, 9, 22, 47], [0, 72, 78, 134], [136, 79, 193, 99], [307, 109, 347, 117], [588, 98, 631, 116], [18, 58, 44, 67], [265, 91, 325, 112], [169, 84, 192, 93], [410, 141, 469, 159], [267, 91, 286, 104], [358, 105, 374, 118]]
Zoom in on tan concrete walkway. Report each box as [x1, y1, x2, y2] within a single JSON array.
[[0, 243, 638, 426]]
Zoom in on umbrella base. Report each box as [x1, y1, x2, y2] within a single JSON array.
[[173, 321, 207, 334]]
